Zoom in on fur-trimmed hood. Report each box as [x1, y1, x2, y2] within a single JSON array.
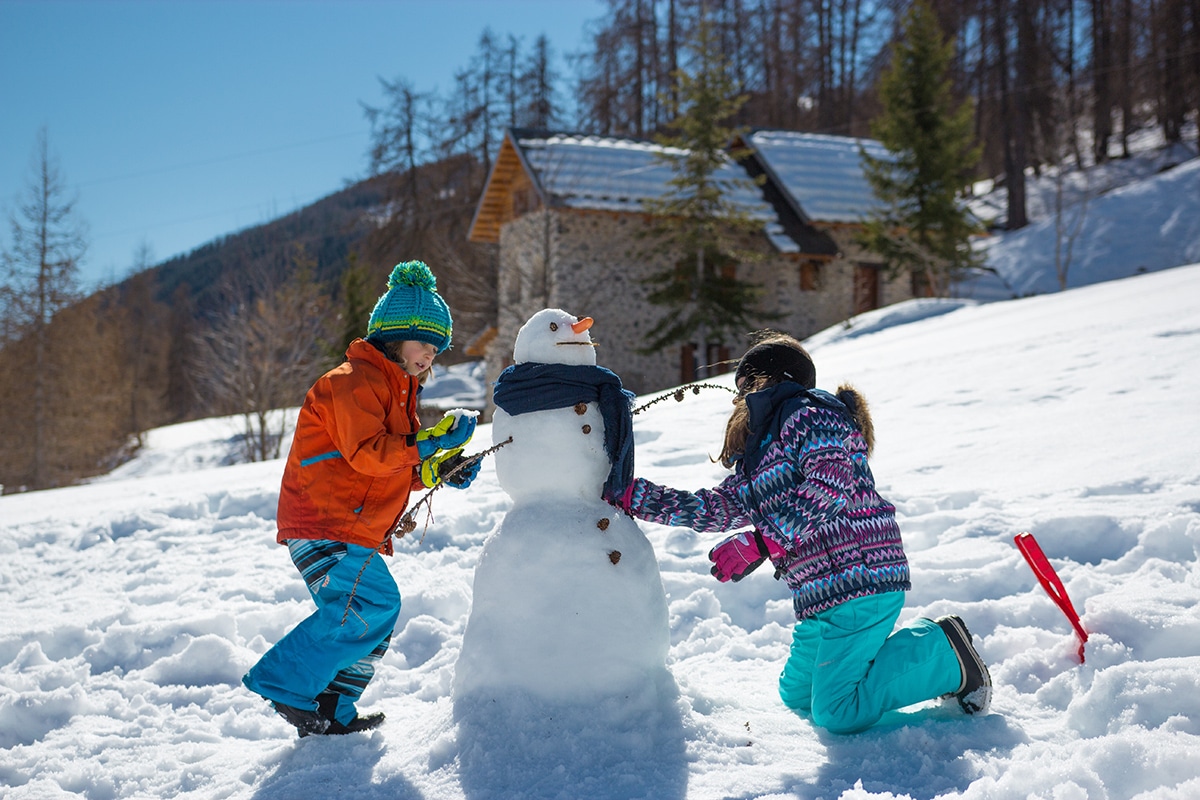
[[835, 384, 875, 456]]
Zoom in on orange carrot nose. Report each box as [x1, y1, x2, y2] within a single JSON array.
[[571, 317, 594, 334]]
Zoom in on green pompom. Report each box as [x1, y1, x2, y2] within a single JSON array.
[[387, 260, 437, 292]]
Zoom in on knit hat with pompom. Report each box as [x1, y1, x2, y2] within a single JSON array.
[[366, 261, 453, 353]]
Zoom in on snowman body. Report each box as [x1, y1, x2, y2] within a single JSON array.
[[453, 310, 671, 702]]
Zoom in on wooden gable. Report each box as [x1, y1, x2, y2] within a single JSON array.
[[468, 133, 544, 244]]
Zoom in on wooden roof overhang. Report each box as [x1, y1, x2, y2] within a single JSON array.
[[468, 132, 548, 244]]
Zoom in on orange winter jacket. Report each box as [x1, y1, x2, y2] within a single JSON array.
[[276, 338, 426, 554]]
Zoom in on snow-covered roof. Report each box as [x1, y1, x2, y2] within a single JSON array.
[[470, 129, 798, 253], [514, 131, 758, 213], [468, 127, 894, 253], [744, 130, 889, 223]]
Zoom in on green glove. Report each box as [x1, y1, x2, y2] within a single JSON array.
[[416, 411, 477, 459], [420, 447, 473, 488]]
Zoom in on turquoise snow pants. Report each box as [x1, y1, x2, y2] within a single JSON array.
[[777, 591, 962, 734], [243, 540, 400, 726]]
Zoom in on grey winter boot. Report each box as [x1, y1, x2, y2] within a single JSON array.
[[935, 615, 992, 715]]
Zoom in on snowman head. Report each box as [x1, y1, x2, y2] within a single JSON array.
[[513, 308, 597, 367], [494, 308, 636, 502]]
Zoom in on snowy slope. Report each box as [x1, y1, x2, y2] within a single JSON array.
[[968, 134, 1199, 298], [981, 154, 1200, 296], [3, 262, 1199, 799]]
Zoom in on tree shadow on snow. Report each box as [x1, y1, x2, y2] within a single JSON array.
[[784, 706, 1026, 799], [250, 731, 423, 800], [452, 673, 688, 800]]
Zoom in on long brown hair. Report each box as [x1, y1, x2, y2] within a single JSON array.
[[718, 374, 764, 468]]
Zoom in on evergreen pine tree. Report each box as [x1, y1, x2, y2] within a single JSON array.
[[639, 16, 770, 374], [860, 0, 983, 298], [334, 252, 374, 357]]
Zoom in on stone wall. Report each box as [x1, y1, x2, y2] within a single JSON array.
[[484, 208, 912, 412]]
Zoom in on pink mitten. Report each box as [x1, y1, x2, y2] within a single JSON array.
[[604, 480, 635, 511], [709, 530, 785, 582]]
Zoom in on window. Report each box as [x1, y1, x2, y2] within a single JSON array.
[[681, 344, 696, 384], [853, 263, 881, 315], [675, 251, 737, 282], [707, 343, 732, 375], [512, 187, 539, 216], [681, 343, 733, 382], [800, 260, 822, 292]]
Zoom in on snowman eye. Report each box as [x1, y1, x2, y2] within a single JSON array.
[[549, 322, 559, 331]]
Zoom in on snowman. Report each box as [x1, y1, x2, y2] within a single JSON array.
[[453, 308, 671, 703]]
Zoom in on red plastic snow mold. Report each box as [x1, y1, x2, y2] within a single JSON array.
[[1015, 532, 1088, 663]]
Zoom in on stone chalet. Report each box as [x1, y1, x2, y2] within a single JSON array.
[[467, 127, 919, 404]]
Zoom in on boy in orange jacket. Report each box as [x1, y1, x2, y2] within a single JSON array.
[[243, 261, 478, 737]]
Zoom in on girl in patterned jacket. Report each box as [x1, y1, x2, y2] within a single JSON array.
[[613, 332, 991, 734], [243, 261, 479, 738]]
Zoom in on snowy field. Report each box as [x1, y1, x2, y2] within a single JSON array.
[[3, 257, 1200, 798]]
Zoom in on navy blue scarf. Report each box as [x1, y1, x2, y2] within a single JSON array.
[[493, 363, 637, 499], [740, 382, 850, 475]]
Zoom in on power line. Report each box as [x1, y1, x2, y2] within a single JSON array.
[[89, 200, 298, 242]]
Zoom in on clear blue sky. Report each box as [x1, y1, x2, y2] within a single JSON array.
[[1, 0, 605, 289]]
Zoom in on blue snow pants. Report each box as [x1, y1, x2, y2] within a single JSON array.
[[242, 540, 400, 726], [777, 591, 962, 734]]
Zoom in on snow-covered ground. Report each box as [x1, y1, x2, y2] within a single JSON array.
[[3, 257, 1199, 798], [3, 131, 1199, 799]]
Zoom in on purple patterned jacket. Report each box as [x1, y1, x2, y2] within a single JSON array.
[[625, 383, 910, 620]]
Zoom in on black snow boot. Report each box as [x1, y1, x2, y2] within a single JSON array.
[[935, 615, 992, 715], [316, 692, 386, 735], [272, 702, 331, 738]]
